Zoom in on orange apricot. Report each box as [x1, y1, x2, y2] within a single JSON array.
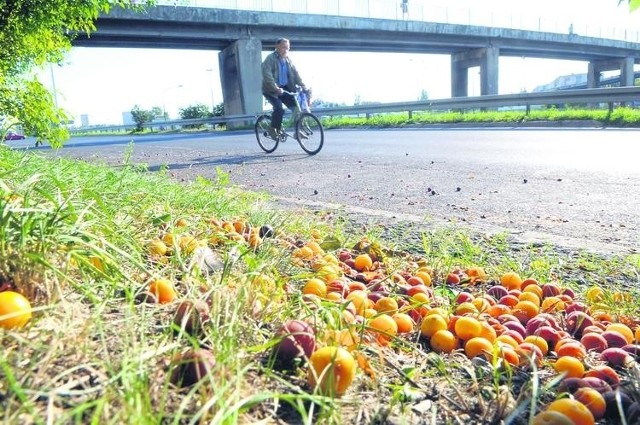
[[585, 286, 605, 303], [500, 272, 522, 291], [556, 342, 587, 359], [305, 240, 324, 255], [520, 277, 539, 290], [429, 330, 459, 353], [605, 323, 634, 345], [466, 266, 486, 281], [0, 291, 32, 329], [392, 313, 415, 334], [293, 246, 314, 259], [455, 301, 479, 316], [348, 280, 367, 293], [496, 345, 520, 366], [374, 297, 399, 314], [524, 335, 549, 356], [353, 254, 373, 272], [522, 283, 543, 299], [479, 320, 497, 342], [149, 278, 177, 304], [303, 278, 327, 298], [541, 296, 565, 313], [518, 291, 541, 307], [487, 304, 511, 318], [368, 313, 398, 344], [414, 271, 432, 286], [531, 411, 574, 425], [454, 316, 483, 341], [498, 294, 520, 308], [410, 292, 431, 306], [574, 387, 606, 420], [420, 314, 448, 338], [516, 342, 544, 367], [464, 337, 494, 360], [471, 297, 491, 313], [546, 398, 595, 425], [346, 290, 369, 315], [512, 300, 539, 322], [495, 334, 519, 349], [424, 307, 449, 321], [553, 356, 585, 378], [307, 346, 356, 396], [406, 275, 425, 286]]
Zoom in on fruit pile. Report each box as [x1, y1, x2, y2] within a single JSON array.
[[267, 234, 640, 424], [3, 214, 640, 424]]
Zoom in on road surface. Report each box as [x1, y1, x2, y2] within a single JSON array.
[[18, 127, 640, 254]]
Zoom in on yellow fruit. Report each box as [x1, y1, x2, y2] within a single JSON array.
[[307, 346, 356, 396], [353, 254, 373, 272], [149, 278, 177, 304], [303, 278, 327, 298], [430, 330, 459, 353], [148, 239, 168, 256], [0, 291, 32, 329], [546, 398, 594, 425]]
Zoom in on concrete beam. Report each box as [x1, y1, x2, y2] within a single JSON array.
[[219, 38, 263, 127], [451, 47, 500, 97], [588, 56, 636, 88]]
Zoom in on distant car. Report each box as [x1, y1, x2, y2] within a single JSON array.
[[2, 131, 26, 140]]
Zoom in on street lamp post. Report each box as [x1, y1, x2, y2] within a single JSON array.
[[162, 84, 183, 122], [205, 68, 215, 114]]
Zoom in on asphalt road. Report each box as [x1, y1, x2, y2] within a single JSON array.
[[18, 127, 640, 254]]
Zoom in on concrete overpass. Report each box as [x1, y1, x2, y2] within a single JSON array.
[[73, 5, 640, 118]]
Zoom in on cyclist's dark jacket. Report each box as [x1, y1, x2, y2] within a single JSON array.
[[261, 50, 305, 96]]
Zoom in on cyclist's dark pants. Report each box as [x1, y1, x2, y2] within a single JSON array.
[[263, 89, 298, 131]]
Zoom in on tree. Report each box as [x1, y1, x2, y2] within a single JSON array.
[[0, 1, 148, 147], [620, 0, 640, 11], [179, 104, 210, 129], [130, 105, 157, 132]]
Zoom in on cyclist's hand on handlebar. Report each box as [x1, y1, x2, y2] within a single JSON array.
[[276, 87, 284, 95]]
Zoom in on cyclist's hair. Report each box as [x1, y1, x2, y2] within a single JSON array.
[[276, 37, 289, 45]]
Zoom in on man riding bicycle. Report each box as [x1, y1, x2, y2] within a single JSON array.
[[261, 38, 308, 140]]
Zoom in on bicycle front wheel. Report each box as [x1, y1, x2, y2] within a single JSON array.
[[255, 114, 278, 153], [295, 113, 324, 155]]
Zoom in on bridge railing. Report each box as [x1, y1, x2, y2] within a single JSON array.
[[70, 86, 640, 134], [154, 0, 640, 42]]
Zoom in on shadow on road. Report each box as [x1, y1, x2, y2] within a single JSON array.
[[146, 152, 314, 171]]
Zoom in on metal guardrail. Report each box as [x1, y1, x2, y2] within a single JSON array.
[[70, 87, 640, 134]]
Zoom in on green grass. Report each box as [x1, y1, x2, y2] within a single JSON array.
[[1, 145, 639, 424], [321, 106, 640, 130]]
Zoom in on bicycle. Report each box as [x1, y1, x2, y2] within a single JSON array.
[[254, 90, 324, 155]]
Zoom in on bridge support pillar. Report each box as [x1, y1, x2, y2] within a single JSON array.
[[219, 38, 263, 128], [451, 46, 499, 97], [588, 56, 635, 88]]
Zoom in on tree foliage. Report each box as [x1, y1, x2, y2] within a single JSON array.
[[179, 104, 209, 129], [621, 0, 640, 11], [0, 0, 148, 147], [130, 105, 158, 132]]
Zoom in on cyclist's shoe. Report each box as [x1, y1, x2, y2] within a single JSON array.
[[267, 126, 279, 139]]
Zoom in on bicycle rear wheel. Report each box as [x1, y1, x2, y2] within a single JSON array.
[[295, 113, 324, 155], [255, 114, 278, 153]]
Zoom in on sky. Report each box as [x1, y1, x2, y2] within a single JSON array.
[[37, 0, 640, 126]]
